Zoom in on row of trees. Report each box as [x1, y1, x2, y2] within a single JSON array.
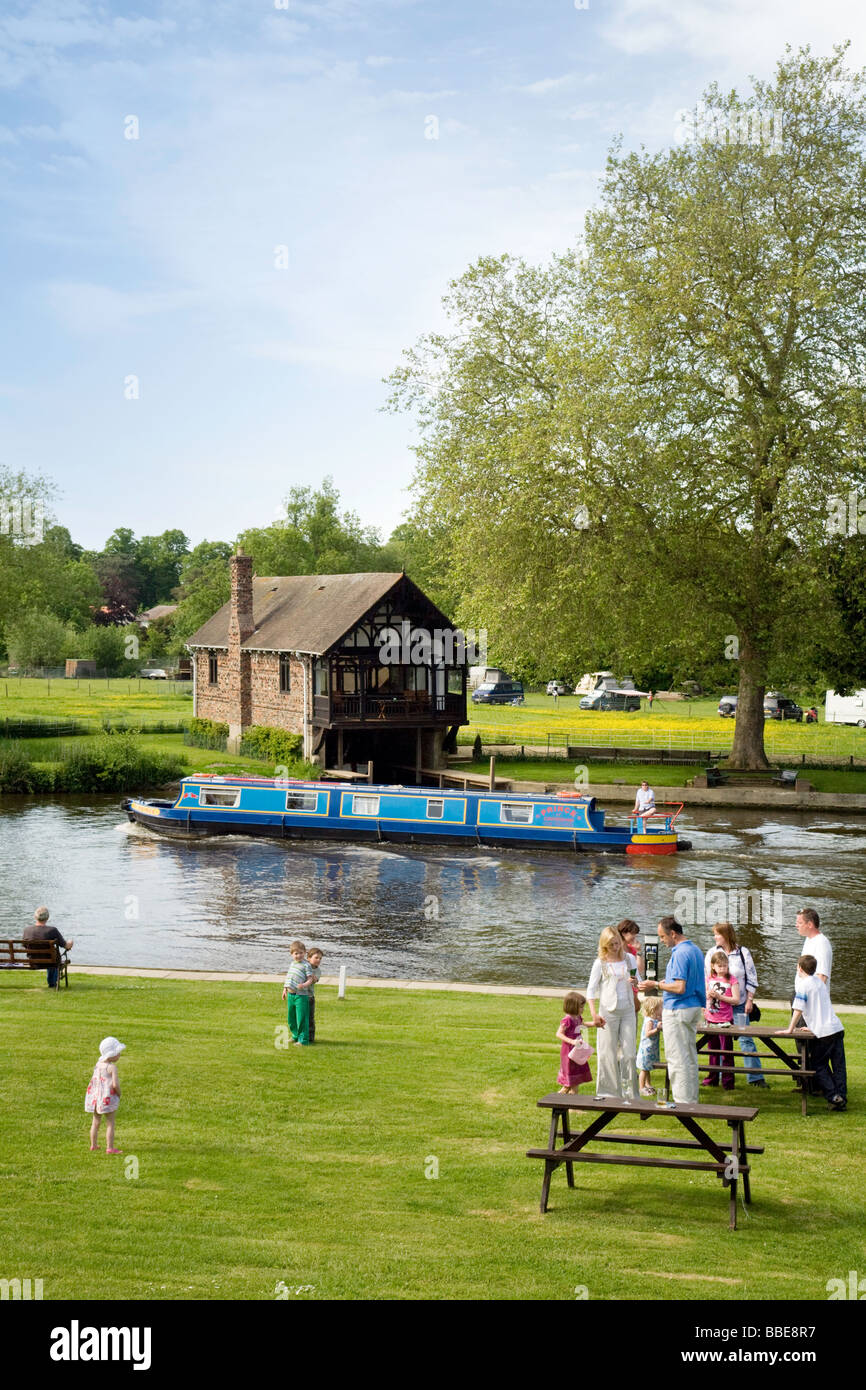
[[0, 476, 412, 672]]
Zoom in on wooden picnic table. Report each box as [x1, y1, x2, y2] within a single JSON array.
[[697, 1024, 814, 1115], [528, 1093, 761, 1230]]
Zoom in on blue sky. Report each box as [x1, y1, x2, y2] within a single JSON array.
[[1, 0, 864, 551]]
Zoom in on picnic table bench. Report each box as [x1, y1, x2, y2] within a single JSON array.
[[697, 1023, 814, 1114], [0, 938, 70, 988], [528, 1094, 761, 1229]]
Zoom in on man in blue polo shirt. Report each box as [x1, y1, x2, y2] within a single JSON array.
[[638, 915, 706, 1103]]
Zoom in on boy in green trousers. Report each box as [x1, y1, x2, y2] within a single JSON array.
[[282, 940, 314, 1045]]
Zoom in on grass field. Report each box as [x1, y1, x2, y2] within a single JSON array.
[[463, 694, 866, 761], [0, 973, 860, 1301], [0, 677, 193, 727]]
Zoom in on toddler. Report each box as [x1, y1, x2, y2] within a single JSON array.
[[281, 940, 314, 1046], [702, 950, 740, 1089], [636, 995, 663, 1095], [85, 1036, 126, 1153], [306, 947, 324, 1043], [555, 992, 596, 1094]]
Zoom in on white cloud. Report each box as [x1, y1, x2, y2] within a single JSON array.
[[602, 0, 866, 69], [519, 74, 576, 96]]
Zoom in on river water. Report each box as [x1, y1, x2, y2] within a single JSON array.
[[1, 797, 864, 1002]]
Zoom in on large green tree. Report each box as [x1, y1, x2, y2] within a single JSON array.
[[388, 46, 866, 764]]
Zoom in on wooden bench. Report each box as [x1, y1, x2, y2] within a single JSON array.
[[528, 1094, 760, 1229], [0, 938, 70, 988]]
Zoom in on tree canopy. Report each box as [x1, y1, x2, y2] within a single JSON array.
[[387, 45, 866, 765]]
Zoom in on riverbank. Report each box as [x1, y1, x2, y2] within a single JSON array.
[[67, 966, 866, 1012], [2, 971, 862, 1300]]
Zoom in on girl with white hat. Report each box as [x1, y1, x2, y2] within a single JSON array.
[[84, 1037, 126, 1154]]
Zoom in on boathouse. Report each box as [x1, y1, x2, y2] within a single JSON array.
[[186, 554, 468, 777]]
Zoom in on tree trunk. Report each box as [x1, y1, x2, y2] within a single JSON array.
[[727, 635, 769, 769]]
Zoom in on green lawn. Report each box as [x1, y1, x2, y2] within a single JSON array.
[[0, 973, 860, 1301], [0, 676, 193, 726]]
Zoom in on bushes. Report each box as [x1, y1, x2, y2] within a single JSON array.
[[0, 742, 39, 791], [0, 733, 185, 793], [240, 726, 303, 765], [184, 717, 229, 750]]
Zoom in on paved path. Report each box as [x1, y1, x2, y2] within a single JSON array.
[[67, 965, 866, 1012]]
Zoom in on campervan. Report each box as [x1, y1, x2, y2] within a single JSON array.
[[825, 689, 866, 727], [573, 671, 637, 696], [468, 666, 510, 690]]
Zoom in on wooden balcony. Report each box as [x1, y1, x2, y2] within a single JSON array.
[[313, 692, 465, 726]]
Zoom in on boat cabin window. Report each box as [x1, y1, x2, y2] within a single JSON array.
[[286, 792, 319, 813], [352, 794, 380, 816], [199, 788, 241, 808], [426, 799, 445, 819], [500, 802, 534, 824]]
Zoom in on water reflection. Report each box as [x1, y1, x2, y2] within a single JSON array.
[[0, 797, 863, 1002]]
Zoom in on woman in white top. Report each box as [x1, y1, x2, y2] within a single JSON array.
[[704, 921, 766, 1087], [587, 925, 639, 1098]]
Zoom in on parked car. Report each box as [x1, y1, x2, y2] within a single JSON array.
[[763, 693, 803, 722], [718, 695, 738, 718], [471, 680, 525, 705], [140, 667, 169, 680], [579, 690, 641, 712], [546, 680, 569, 696]]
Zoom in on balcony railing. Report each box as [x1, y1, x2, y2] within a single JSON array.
[[313, 692, 465, 724]]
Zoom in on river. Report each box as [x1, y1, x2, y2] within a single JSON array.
[[1, 797, 864, 1002]]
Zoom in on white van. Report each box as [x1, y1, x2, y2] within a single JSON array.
[[825, 689, 866, 727]]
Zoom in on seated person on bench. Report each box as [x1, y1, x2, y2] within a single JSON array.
[[23, 907, 73, 989]]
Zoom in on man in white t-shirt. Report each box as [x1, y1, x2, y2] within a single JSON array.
[[779, 955, 846, 1111], [795, 908, 832, 985], [632, 781, 655, 829]]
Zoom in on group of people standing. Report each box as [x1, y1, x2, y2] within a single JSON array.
[[556, 910, 847, 1112]]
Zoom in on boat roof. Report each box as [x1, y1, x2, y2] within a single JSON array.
[[180, 775, 593, 803]]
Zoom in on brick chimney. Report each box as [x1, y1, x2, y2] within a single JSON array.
[[227, 552, 254, 750]]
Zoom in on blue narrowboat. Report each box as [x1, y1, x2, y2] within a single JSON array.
[[123, 777, 688, 855]]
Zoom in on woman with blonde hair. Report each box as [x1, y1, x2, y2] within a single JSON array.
[[587, 925, 639, 1098], [704, 921, 766, 1087]]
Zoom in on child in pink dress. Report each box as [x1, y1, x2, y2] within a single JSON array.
[[702, 952, 741, 1089], [555, 992, 596, 1093], [85, 1036, 126, 1153]]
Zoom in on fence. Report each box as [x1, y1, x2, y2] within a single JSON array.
[[458, 723, 866, 762]]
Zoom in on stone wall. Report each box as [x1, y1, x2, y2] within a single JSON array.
[[193, 649, 233, 723], [249, 652, 307, 735]]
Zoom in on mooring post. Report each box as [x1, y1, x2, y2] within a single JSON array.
[[489, 754, 496, 790], [367, 760, 374, 784], [338, 964, 347, 999]]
